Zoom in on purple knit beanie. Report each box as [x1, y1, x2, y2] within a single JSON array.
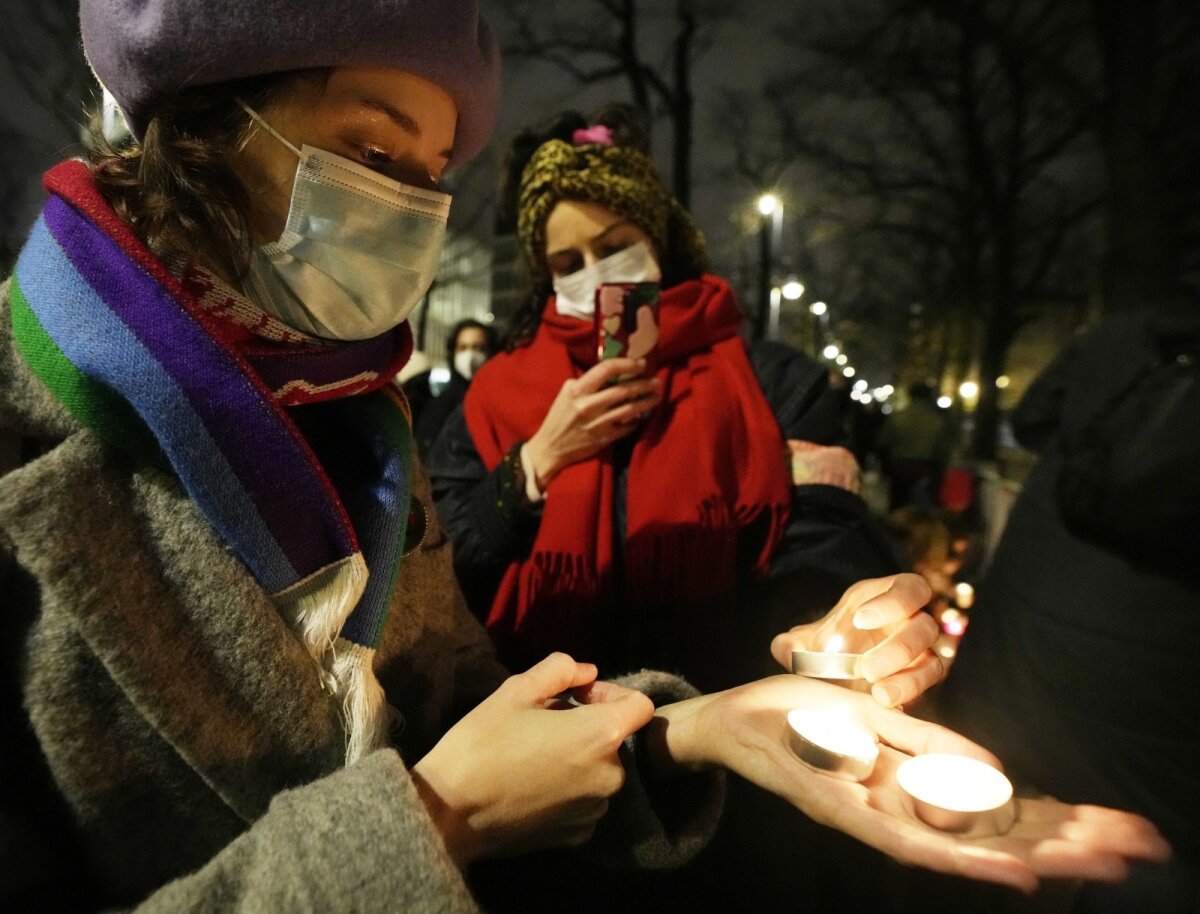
[[79, 0, 502, 167]]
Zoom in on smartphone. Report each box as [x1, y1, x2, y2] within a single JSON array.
[[594, 282, 660, 374]]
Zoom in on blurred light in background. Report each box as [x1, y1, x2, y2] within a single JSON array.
[[823, 344, 840, 359], [782, 280, 805, 300], [937, 395, 953, 409], [809, 300, 827, 315], [757, 193, 780, 216], [954, 581, 976, 610]]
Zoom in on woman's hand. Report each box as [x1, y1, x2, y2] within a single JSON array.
[[787, 439, 861, 493], [650, 676, 1171, 893], [411, 653, 654, 865], [523, 357, 661, 489], [771, 573, 943, 707]]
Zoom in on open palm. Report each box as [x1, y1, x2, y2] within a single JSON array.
[[691, 676, 1170, 893]]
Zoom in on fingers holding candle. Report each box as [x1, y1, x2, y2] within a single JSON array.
[[859, 614, 944, 707], [849, 573, 934, 630], [772, 573, 944, 706]]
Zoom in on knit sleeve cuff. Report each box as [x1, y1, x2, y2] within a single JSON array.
[[582, 670, 725, 870]]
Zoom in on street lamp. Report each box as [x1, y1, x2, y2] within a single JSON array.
[[754, 193, 782, 339], [757, 193, 780, 216], [809, 300, 827, 316], [767, 286, 783, 339], [782, 280, 804, 300], [822, 344, 839, 360]]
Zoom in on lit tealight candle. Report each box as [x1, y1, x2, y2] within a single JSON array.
[[786, 708, 879, 782], [791, 635, 864, 681], [896, 754, 1016, 837]]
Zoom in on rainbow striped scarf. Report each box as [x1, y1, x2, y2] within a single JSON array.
[[11, 160, 416, 762]]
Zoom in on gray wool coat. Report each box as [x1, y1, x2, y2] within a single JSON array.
[[0, 279, 722, 913]]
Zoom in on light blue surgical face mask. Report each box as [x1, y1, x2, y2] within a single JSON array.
[[239, 101, 451, 341]]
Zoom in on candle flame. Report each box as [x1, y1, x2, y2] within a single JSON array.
[[823, 634, 846, 654]]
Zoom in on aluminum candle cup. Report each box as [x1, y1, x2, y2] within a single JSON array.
[[791, 649, 863, 680], [896, 754, 1016, 837], [786, 709, 879, 782]]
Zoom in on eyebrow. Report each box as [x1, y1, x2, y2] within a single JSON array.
[[547, 221, 637, 259], [360, 96, 454, 160]]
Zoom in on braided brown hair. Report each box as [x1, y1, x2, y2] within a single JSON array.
[[86, 70, 327, 281]]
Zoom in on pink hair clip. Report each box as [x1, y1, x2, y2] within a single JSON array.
[[572, 124, 614, 146]]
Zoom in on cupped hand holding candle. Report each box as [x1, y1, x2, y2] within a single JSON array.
[[771, 573, 943, 707], [647, 675, 1172, 893]]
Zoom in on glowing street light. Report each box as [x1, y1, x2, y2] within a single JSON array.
[[843, 366, 856, 378], [937, 395, 953, 409], [852, 379, 869, 392], [822, 344, 840, 360], [836, 354, 848, 366], [755, 194, 783, 339], [996, 375, 1011, 389], [781, 280, 805, 300], [959, 380, 979, 399], [809, 300, 827, 316]]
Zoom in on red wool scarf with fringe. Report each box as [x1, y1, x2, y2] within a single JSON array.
[[464, 274, 791, 664]]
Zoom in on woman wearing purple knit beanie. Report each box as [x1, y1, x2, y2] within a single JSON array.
[[0, 2, 1171, 912]]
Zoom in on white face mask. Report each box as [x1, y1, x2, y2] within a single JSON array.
[[239, 101, 451, 341], [453, 349, 487, 379], [552, 241, 662, 320]]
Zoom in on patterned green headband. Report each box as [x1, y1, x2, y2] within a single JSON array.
[[517, 138, 705, 280]]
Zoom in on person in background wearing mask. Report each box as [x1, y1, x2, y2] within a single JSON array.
[[430, 103, 911, 695], [415, 318, 498, 457]]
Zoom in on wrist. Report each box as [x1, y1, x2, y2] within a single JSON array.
[[410, 760, 478, 867], [518, 442, 548, 503], [642, 693, 720, 778], [522, 438, 557, 490]]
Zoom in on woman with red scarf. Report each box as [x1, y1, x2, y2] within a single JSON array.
[[429, 106, 935, 701]]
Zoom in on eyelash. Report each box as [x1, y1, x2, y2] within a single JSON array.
[[551, 240, 634, 278], [597, 243, 628, 259], [360, 146, 392, 166]]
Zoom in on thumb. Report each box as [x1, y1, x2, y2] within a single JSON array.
[[509, 652, 598, 703], [574, 684, 655, 748]]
